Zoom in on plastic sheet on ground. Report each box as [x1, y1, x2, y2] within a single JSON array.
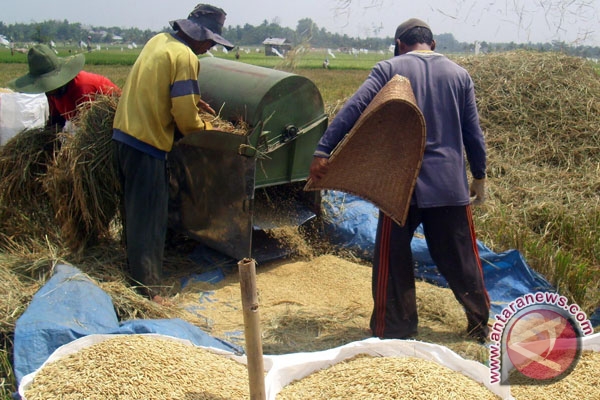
[[12, 264, 241, 389]]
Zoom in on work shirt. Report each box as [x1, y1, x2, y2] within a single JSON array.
[[315, 51, 486, 208], [112, 33, 211, 160], [47, 71, 120, 122]]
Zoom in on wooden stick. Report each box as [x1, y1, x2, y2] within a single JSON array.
[[238, 258, 266, 400]]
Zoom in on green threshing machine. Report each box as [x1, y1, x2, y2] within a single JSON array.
[[168, 57, 328, 260]]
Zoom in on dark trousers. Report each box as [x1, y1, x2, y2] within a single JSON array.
[[370, 205, 490, 339], [114, 141, 168, 294]]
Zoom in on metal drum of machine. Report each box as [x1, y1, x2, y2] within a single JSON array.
[[168, 57, 327, 261]]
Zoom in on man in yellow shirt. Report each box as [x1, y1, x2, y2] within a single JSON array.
[[112, 4, 234, 300]]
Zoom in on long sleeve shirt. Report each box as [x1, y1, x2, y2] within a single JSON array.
[[47, 70, 120, 123], [112, 33, 211, 160], [315, 51, 486, 208]]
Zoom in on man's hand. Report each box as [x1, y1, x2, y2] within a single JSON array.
[[197, 98, 216, 116], [309, 156, 330, 182], [469, 178, 486, 205]]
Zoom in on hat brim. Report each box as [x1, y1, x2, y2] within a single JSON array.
[[7, 53, 85, 94], [170, 19, 234, 50], [304, 75, 426, 226]]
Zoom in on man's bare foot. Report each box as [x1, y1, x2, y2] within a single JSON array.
[[151, 294, 171, 306]]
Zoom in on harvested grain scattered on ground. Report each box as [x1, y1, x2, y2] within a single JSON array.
[[23, 334, 250, 400], [179, 254, 487, 362], [276, 354, 500, 399]]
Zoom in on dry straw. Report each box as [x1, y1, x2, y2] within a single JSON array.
[[44, 94, 121, 252], [200, 110, 250, 135], [0, 126, 61, 245], [452, 51, 599, 313]]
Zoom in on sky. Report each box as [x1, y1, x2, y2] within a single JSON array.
[[3, 0, 600, 46]]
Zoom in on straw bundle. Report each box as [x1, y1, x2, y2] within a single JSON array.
[[24, 334, 250, 400], [0, 127, 58, 205], [44, 94, 121, 251], [0, 127, 60, 243], [276, 354, 499, 399]]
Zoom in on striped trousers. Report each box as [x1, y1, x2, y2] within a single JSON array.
[[370, 205, 490, 339]]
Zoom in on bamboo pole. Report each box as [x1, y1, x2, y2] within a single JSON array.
[[238, 258, 266, 400]]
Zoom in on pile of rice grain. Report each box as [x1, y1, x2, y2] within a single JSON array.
[[276, 354, 500, 399], [24, 335, 250, 400], [510, 351, 600, 400]]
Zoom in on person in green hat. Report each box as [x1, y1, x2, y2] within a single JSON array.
[[8, 44, 120, 129]]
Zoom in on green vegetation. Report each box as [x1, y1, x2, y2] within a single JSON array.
[[3, 19, 600, 57], [0, 45, 390, 69]]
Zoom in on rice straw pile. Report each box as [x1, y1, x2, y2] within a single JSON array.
[[509, 351, 600, 400], [24, 334, 250, 400], [44, 94, 121, 251], [0, 127, 61, 244], [276, 354, 500, 399], [452, 51, 600, 312]]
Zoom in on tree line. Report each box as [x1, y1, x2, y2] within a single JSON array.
[[1, 18, 599, 58]]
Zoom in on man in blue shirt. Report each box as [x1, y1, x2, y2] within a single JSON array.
[[309, 18, 490, 342]]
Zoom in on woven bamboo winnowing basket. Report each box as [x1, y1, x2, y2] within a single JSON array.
[[305, 74, 426, 226]]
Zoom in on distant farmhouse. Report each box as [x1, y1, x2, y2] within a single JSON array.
[[262, 37, 291, 57]]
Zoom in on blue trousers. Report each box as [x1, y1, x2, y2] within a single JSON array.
[[113, 141, 168, 296]]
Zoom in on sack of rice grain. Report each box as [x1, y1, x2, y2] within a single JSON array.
[[508, 333, 599, 400], [264, 337, 511, 400], [18, 334, 255, 400]]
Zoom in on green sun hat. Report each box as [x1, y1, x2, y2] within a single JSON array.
[[7, 44, 85, 94]]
